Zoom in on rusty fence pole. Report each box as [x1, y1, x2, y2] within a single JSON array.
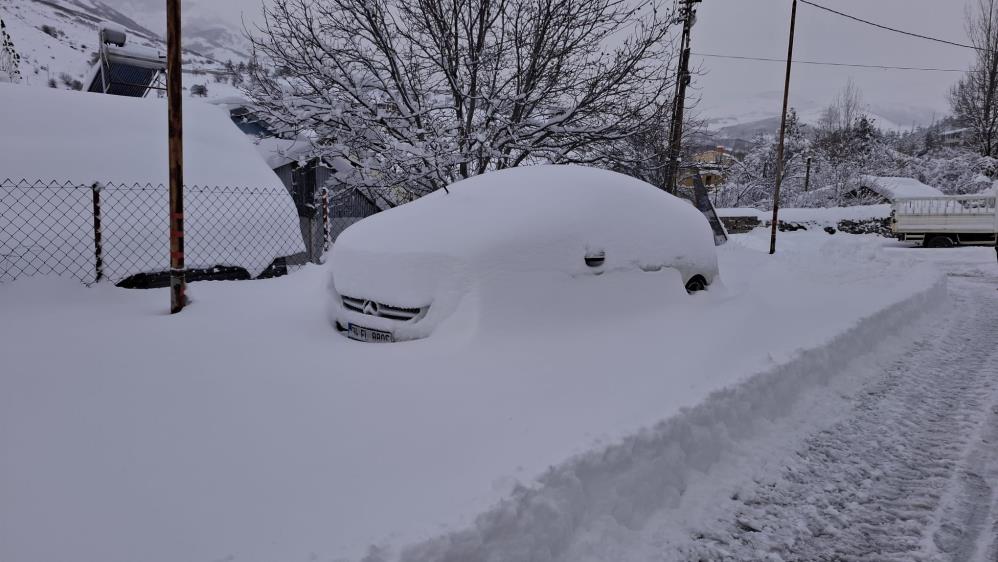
[[166, 0, 185, 313], [91, 182, 103, 283]]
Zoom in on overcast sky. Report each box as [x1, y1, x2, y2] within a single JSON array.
[[692, 0, 975, 122], [123, 0, 974, 121]]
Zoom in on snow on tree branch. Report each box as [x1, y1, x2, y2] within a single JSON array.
[[243, 0, 680, 199]]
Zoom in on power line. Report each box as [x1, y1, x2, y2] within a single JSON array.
[[799, 0, 980, 52], [694, 52, 967, 73]]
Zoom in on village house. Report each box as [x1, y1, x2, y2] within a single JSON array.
[[680, 146, 738, 189]]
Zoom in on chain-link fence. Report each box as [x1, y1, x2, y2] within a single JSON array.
[[1, 179, 312, 287]]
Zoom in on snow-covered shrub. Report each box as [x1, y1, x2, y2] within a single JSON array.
[[894, 147, 996, 195]]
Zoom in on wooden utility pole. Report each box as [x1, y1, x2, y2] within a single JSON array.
[[166, 0, 185, 312], [804, 156, 812, 192], [663, 0, 701, 195], [769, 0, 798, 255]]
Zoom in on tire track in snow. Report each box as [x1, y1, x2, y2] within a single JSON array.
[[682, 275, 998, 562]]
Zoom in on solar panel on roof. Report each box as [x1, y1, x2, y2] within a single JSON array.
[[86, 30, 166, 98]]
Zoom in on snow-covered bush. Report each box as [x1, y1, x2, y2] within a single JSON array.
[[894, 147, 996, 195], [713, 106, 996, 210]]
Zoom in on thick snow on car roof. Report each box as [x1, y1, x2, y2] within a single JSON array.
[[340, 165, 714, 260], [0, 83, 285, 190]]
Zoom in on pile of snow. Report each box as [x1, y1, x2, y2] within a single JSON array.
[[0, 83, 303, 279], [860, 175, 944, 200], [0, 230, 949, 562], [330, 165, 719, 340]]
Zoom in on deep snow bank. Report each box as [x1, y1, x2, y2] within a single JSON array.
[[0, 234, 944, 562]]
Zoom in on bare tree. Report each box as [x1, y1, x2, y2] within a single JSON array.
[[244, 0, 678, 198], [817, 78, 863, 134], [951, 0, 998, 156]]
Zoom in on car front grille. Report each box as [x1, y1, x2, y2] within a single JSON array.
[[341, 295, 425, 322]]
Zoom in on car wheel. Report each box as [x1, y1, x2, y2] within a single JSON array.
[[925, 235, 955, 248], [685, 275, 707, 294]]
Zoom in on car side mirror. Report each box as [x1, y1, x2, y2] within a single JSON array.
[[584, 250, 605, 268]]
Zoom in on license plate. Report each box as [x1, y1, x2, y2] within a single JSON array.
[[347, 323, 394, 343]]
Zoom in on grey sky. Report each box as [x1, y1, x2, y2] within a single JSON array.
[[692, 0, 975, 121], [120, 0, 973, 121]]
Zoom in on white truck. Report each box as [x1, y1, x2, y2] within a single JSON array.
[[891, 195, 997, 247]]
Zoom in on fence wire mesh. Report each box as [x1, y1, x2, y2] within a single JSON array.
[[1, 179, 314, 287]]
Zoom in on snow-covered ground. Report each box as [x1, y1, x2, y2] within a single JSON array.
[[679, 261, 998, 561], [0, 227, 961, 562]]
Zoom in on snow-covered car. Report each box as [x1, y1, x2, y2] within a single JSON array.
[[328, 165, 720, 342]]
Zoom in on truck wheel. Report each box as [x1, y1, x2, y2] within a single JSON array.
[[925, 235, 955, 248]]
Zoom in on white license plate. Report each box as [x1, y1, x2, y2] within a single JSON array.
[[348, 323, 394, 343]]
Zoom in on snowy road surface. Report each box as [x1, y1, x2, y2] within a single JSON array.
[[679, 271, 998, 561], [636, 247, 998, 562]]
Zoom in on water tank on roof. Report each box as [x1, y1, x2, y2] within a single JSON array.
[[100, 27, 126, 47]]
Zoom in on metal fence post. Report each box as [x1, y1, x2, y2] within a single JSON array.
[[321, 187, 330, 255], [91, 182, 103, 283], [306, 204, 315, 263], [166, 0, 186, 313]]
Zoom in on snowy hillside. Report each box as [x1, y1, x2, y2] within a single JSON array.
[[702, 90, 938, 140], [0, 0, 247, 91]]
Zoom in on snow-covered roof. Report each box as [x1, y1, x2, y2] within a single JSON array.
[[0, 82, 285, 189], [210, 95, 252, 112], [0, 83, 304, 277], [254, 136, 315, 169], [941, 127, 972, 136], [859, 176, 944, 200]]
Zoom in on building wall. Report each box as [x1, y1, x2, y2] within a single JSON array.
[[331, 188, 379, 218]]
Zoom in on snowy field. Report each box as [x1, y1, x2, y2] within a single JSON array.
[[0, 229, 977, 562]]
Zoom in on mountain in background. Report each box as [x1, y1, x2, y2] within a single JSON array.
[[0, 0, 250, 89], [699, 90, 943, 146]]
